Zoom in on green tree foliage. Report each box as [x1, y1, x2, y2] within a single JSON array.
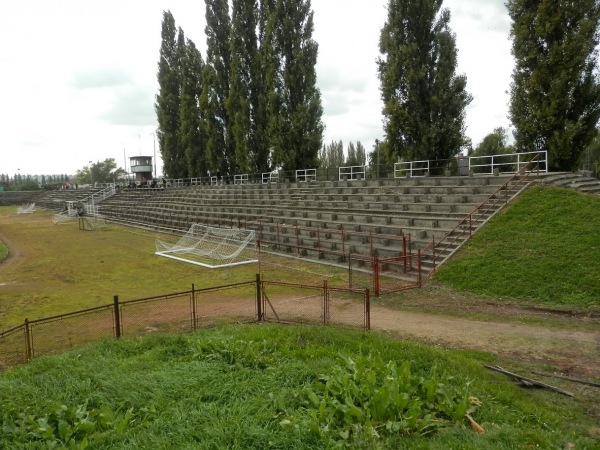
[[345, 141, 367, 166], [470, 127, 513, 157], [228, 0, 258, 174], [355, 142, 366, 166], [269, 0, 324, 172], [320, 140, 344, 168], [75, 159, 125, 185], [346, 142, 358, 166], [155, 11, 182, 178], [581, 128, 600, 176], [156, 1, 323, 178], [204, 0, 233, 176], [507, 0, 600, 171], [180, 39, 207, 177], [378, 0, 472, 163]]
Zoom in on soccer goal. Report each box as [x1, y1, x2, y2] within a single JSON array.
[[155, 224, 258, 269]]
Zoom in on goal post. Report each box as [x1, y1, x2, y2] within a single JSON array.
[[155, 224, 258, 269]]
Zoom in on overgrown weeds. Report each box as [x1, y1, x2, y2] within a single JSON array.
[[0, 325, 596, 449]]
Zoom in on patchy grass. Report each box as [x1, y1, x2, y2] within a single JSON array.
[[0, 241, 7, 262], [436, 187, 600, 312], [0, 208, 349, 329], [0, 324, 597, 449]]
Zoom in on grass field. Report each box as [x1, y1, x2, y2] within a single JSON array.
[[1, 187, 599, 448]]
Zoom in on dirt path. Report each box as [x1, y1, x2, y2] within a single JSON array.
[[371, 305, 600, 379]]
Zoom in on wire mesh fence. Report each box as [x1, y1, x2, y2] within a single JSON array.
[[261, 281, 325, 325], [194, 281, 258, 328], [328, 286, 370, 330], [0, 276, 369, 371], [260, 280, 368, 330], [119, 292, 193, 337], [0, 325, 27, 370], [29, 306, 116, 359]]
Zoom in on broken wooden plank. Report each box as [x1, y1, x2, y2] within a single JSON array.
[[531, 370, 600, 388], [484, 365, 575, 398]]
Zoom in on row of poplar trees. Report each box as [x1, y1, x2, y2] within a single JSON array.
[[155, 1, 324, 179], [378, 0, 600, 172], [157, 0, 600, 179]]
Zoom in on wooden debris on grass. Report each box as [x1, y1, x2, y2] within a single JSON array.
[[531, 370, 600, 388], [484, 365, 575, 398]]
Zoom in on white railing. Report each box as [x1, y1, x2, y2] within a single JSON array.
[[469, 151, 548, 175], [82, 185, 116, 215], [262, 172, 279, 184], [296, 168, 317, 183], [210, 176, 219, 186], [234, 174, 249, 185], [338, 165, 366, 181], [394, 160, 430, 178]]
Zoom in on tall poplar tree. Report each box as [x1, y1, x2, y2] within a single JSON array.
[[204, 0, 233, 175], [155, 11, 182, 178], [378, 0, 471, 164], [180, 39, 207, 177], [269, 0, 324, 172], [228, 0, 258, 173], [507, 0, 600, 171]]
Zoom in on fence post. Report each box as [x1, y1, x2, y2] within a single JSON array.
[[402, 235, 407, 273], [323, 280, 328, 325], [365, 289, 370, 331], [256, 273, 263, 322], [24, 318, 32, 361], [191, 284, 197, 331], [373, 256, 380, 297], [113, 295, 121, 339], [417, 251, 422, 287]]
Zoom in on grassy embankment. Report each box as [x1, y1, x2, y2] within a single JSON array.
[[1, 324, 598, 449], [436, 186, 600, 311]]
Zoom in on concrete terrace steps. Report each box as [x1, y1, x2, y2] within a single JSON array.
[[92, 173, 524, 285], [535, 172, 600, 194]]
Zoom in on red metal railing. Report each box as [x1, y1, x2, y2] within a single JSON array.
[[416, 153, 544, 285]]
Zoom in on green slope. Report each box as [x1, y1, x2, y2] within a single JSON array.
[[436, 186, 600, 310]]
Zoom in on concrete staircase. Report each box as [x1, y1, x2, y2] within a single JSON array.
[[534, 172, 600, 195]]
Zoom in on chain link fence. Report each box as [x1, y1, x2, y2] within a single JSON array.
[[0, 277, 369, 371]]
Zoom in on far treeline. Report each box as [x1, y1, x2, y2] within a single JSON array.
[[157, 0, 600, 180]]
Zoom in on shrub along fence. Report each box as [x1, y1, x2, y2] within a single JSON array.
[[0, 275, 369, 371]]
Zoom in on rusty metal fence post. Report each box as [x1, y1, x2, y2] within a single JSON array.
[[323, 280, 328, 325], [365, 289, 370, 331], [24, 318, 32, 361], [191, 284, 197, 330], [256, 274, 263, 321], [113, 296, 121, 338]]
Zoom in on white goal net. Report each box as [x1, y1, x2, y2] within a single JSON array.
[[155, 224, 258, 269]]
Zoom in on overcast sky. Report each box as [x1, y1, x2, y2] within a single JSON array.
[[0, 0, 513, 177]]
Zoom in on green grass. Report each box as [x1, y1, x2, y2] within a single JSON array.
[[0, 241, 7, 262], [0, 324, 597, 449], [436, 187, 600, 311]]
